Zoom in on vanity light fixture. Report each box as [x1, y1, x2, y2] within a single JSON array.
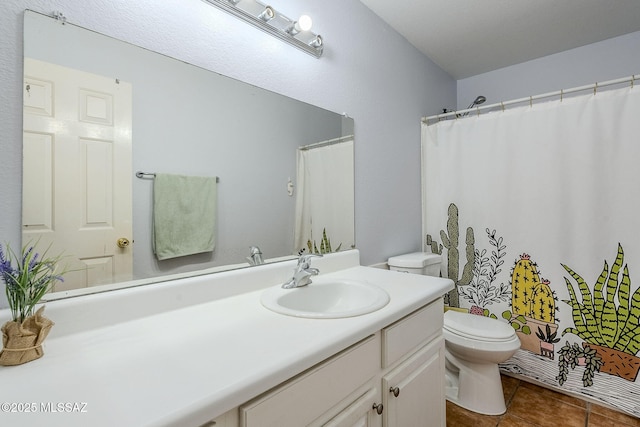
[[309, 35, 323, 49], [202, 0, 323, 58], [257, 6, 275, 22], [285, 14, 312, 35]]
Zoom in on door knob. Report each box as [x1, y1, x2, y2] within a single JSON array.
[[117, 238, 131, 248]]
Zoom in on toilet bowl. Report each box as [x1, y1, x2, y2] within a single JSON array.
[[443, 310, 520, 415], [388, 252, 521, 416]]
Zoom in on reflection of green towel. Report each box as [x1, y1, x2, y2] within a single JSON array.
[[153, 173, 217, 260]]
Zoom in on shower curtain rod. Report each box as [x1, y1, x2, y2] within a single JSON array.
[[422, 73, 639, 124], [298, 134, 354, 151]]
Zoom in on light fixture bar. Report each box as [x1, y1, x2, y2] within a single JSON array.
[[202, 0, 323, 58]]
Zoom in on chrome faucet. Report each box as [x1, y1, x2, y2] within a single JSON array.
[[247, 246, 264, 266], [282, 254, 322, 288]]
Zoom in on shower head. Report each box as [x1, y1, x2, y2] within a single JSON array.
[[467, 95, 486, 109], [460, 95, 487, 117]]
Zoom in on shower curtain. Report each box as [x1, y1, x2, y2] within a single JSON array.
[[422, 86, 640, 416], [294, 138, 354, 254]]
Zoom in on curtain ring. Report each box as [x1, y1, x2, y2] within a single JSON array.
[[632, 75, 635, 89], [560, 89, 563, 102], [529, 96, 533, 107], [501, 101, 505, 112], [593, 82, 598, 95]]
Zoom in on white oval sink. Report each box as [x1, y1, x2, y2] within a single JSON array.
[[260, 278, 390, 319]]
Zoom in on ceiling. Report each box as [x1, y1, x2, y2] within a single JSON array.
[[359, 0, 640, 79]]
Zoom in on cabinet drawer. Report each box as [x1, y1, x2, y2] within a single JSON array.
[[240, 334, 381, 427], [382, 298, 443, 367]]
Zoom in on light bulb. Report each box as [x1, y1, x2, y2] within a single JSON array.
[[297, 15, 312, 32]]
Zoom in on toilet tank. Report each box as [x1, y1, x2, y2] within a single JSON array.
[[388, 252, 442, 276]]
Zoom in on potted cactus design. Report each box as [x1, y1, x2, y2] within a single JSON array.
[[510, 254, 558, 356], [536, 324, 561, 359], [561, 243, 640, 381]]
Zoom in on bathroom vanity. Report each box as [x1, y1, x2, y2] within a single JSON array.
[[235, 298, 445, 427], [0, 250, 452, 427]]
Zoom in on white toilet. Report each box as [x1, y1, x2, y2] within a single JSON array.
[[388, 252, 521, 416]]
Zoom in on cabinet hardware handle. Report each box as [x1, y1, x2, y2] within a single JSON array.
[[390, 386, 400, 397], [372, 402, 384, 415]]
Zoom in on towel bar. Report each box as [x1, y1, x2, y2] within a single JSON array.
[[136, 171, 219, 182]]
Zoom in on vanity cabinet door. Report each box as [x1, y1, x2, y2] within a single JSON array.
[[320, 387, 382, 427], [382, 336, 445, 427], [198, 408, 239, 427]]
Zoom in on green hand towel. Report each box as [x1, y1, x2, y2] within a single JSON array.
[[153, 173, 217, 260]]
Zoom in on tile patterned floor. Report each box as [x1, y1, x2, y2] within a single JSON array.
[[446, 375, 640, 427]]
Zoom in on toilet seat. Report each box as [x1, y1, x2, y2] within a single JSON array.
[[444, 310, 516, 342]]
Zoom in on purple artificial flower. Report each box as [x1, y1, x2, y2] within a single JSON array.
[[1, 242, 67, 322]]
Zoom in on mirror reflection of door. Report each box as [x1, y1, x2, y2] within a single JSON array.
[[22, 58, 133, 291]]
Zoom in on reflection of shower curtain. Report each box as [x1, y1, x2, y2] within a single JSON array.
[[422, 86, 640, 417], [294, 138, 354, 253]]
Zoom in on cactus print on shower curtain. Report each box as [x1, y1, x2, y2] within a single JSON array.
[[438, 203, 475, 307], [511, 254, 556, 323]]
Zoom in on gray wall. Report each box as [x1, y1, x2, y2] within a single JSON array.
[[457, 31, 640, 109], [0, 0, 455, 307]]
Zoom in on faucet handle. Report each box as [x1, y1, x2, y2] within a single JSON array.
[[282, 253, 322, 288], [298, 254, 322, 267], [298, 253, 322, 268]]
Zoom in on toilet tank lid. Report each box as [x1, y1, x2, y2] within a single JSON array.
[[388, 252, 441, 268], [444, 310, 516, 341]]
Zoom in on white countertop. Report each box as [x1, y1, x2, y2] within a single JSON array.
[[0, 251, 452, 427]]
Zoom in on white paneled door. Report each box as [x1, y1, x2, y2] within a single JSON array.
[[23, 58, 133, 291]]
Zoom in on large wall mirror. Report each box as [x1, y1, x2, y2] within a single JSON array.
[[22, 10, 354, 299]]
